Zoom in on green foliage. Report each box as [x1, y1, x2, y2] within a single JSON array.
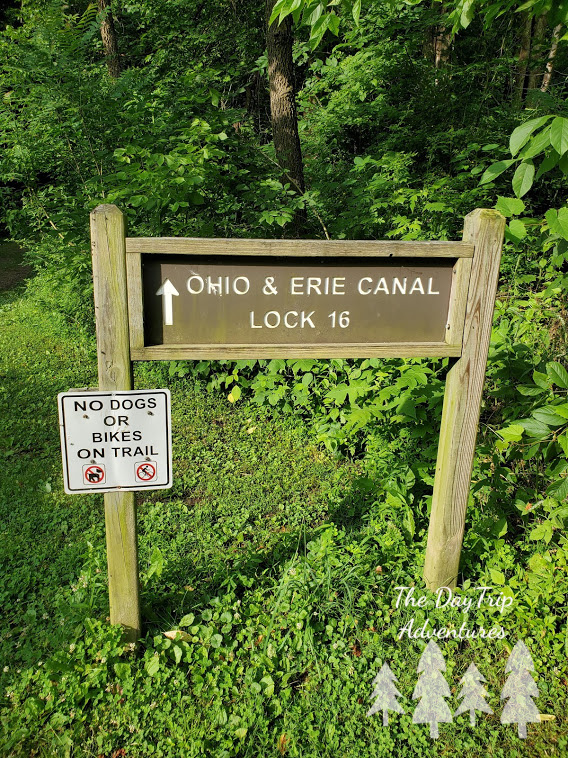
[[269, 0, 360, 49], [1, 279, 568, 755], [2, 0, 568, 753]]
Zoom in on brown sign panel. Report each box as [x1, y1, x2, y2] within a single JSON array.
[[140, 255, 454, 348]]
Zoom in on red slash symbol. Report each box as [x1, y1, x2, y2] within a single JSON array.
[[136, 462, 156, 481], [84, 464, 105, 485]]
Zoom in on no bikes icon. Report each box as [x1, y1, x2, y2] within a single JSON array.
[[135, 461, 157, 482]]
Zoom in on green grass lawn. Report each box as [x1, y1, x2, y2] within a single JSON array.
[[0, 275, 566, 757]]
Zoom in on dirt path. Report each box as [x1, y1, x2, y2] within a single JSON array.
[[0, 242, 32, 290]]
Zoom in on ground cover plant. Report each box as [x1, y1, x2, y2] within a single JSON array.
[[1, 0, 568, 755]]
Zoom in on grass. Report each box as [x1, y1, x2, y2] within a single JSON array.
[[0, 273, 567, 757]]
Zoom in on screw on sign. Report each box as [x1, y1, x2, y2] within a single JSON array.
[[83, 464, 106, 485], [136, 461, 157, 482]]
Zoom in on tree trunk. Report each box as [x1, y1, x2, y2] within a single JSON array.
[[541, 24, 563, 92], [98, 0, 121, 79], [265, 0, 305, 199], [513, 12, 531, 108], [526, 14, 548, 96], [424, 3, 451, 70]]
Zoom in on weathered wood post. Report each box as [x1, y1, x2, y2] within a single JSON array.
[[423, 209, 506, 590], [90, 204, 141, 641]]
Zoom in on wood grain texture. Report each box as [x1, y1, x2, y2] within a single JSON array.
[[91, 204, 141, 642], [126, 252, 144, 350], [126, 237, 474, 258], [131, 343, 463, 360], [423, 209, 505, 591], [445, 257, 472, 346]]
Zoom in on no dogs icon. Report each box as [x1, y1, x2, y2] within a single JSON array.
[[83, 464, 106, 485]]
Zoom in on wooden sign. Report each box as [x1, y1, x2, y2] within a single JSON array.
[[89, 204, 505, 642], [125, 238, 474, 359]]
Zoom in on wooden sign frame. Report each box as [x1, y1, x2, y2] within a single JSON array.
[[125, 237, 474, 360], [90, 205, 505, 641]]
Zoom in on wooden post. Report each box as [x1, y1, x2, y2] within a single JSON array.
[[424, 209, 506, 591], [90, 204, 141, 641]]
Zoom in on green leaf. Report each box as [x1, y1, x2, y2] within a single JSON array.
[[305, 2, 323, 26], [519, 125, 551, 160], [352, 0, 361, 24], [559, 152, 568, 174], [179, 613, 195, 627], [328, 12, 340, 35], [309, 14, 330, 48], [479, 159, 515, 185], [145, 655, 160, 677], [147, 547, 164, 580], [548, 477, 568, 501], [505, 219, 526, 242], [547, 361, 568, 389], [550, 117, 568, 156], [509, 116, 552, 156], [489, 568, 505, 585], [269, 0, 291, 25], [533, 370, 551, 389], [532, 407, 568, 427], [210, 634, 223, 648], [536, 151, 560, 179], [495, 196, 525, 217], [403, 507, 415, 538], [546, 208, 568, 240], [460, 0, 475, 28], [228, 385, 241, 403], [325, 384, 348, 406], [512, 161, 535, 198], [530, 523, 553, 543], [499, 424, 524, 442], [396, 396, 417, 419], [235, 728, 248, 739], [519, 418, 551, 439], [114, 662, 131, 678], [517, 385, 546, 396]]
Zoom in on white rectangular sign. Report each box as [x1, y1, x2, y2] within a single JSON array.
[[58, 390, 172, 494]]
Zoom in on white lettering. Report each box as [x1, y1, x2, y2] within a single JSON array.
[[264, 311, 281, 328], [291, 277, 304, 295], [307, 277, 321, 295], [428, 277, 440, 295], [250, 311, 262, 329], [358, 277, 373, 295], [233, 276, 250, 295], [373, 278, 389, 295], [284, 311, 298, 328], [332, 277, 345, 295], [300, 311, 315, 328], [409, 277, 425, 294], [207, 276, 223, 296], [187, 275, 204, 294], [392, 277, 407, 295]]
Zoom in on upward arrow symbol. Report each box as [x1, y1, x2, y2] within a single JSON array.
[[156, 279, 179, 326]]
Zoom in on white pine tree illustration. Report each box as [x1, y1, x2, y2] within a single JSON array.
[[454, 663, 493, 727], [412, 640, 453, 739], [500, 640, 540, 739], [367, 663, 405, 725]]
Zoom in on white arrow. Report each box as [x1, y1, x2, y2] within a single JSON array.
[[156, 279, 179, 326]]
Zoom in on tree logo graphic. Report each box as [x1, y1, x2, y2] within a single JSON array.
[[500, 640, 540, 739], [412, 640, 453, 738], [454, 663, 493, 727], [367, 663, 405, 725]]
